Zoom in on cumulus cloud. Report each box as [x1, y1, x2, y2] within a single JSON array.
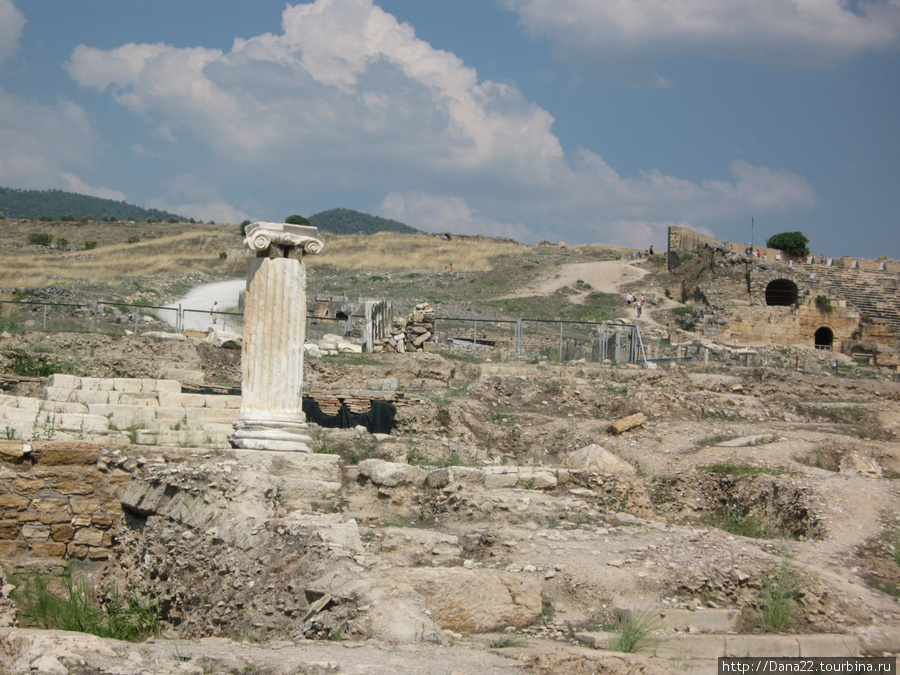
[[0, 0, 25, 68], [60, 173, 126, 201], [501, 0, 900, 66], [0, 90, 100, 188], [62, 0, 817, 244]]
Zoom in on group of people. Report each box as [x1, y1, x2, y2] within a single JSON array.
[[625, 292, 645, 317]]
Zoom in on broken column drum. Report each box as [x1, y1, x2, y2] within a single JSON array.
[[229, 222, 324, 452]]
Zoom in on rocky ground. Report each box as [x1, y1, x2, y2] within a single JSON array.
[[1, 335, 899, 673]]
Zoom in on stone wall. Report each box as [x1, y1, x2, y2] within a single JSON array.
[[0, 441, 132, 574]]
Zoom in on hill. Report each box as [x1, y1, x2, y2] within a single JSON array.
[[0, 186, 186, 223], [308, 207, 419, 235]]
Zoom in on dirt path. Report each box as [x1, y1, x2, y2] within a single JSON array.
[[163, 279, 246, 332], [507, 260, 649, 301]]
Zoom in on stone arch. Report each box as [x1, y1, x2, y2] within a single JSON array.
[[814, 326, 834, 350], [765, 279, 799, 306]]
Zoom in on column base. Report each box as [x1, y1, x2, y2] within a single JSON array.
[[229, 419, 312, 452]]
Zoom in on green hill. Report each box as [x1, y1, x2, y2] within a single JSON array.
[[0, 186, 186, 222], [308, 208, 419, 235]]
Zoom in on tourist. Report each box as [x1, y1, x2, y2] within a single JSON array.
[[789, 259, 794, 269], [626, 292, 633, 306], [211, 301, 219, 325]]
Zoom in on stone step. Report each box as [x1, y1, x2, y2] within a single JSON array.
[[575, 631, 861, 659], [614, 606, 740, 633]]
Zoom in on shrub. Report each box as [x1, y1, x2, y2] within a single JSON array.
[[219, 251, 227, 259], [815, 295, 833, 313], [607, 608, 659, 653], [28, 233, 53, 246], [83, 241, 98, 250], [285, 214, 310, 225], [126, 236, 140, 244], [56, 238, 69, 247]]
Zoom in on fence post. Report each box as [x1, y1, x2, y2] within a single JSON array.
[[472, 319, 477, 356], [43, 305, 47, 331], [133, 311, 139, 336], [177, 303, 183, 332], [558, 321, 563, 362]]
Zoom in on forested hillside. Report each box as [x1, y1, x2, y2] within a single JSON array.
[[0, 187, 185, 222], [308, 208, 418, 235]]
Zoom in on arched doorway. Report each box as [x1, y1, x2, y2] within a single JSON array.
[[814, 326, 834, 350], [765, 279, 799, 306]]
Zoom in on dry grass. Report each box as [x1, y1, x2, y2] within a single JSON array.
[[311, 232, 531, 272]]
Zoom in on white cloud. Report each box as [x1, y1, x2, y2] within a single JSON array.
[[501, 0, 900, 66], [0, 89, 100, 188], [60, 173, 126, 201], [62, 0, 817, 245], [145, 197, 250, 225], [0, 0, 25, 68]]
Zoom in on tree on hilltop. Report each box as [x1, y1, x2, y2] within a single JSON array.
[[766, 231, 809, 259]]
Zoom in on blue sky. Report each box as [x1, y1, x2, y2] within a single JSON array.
[[0, 0, 897, 258]]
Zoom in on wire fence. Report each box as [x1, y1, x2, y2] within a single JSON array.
[[0, 299, 647, 364]]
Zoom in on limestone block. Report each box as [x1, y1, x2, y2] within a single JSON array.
[[31, 442, 100, 466], [11, 397, 40, 412], [0, 493, 30, 510], [426, 466, 485, 489], [655, 608, 741, 632], [41, 401, 89, 415], [113, 379, 143, 392], [653, 635, 726, 659], [158, 492, 215, 530], [79, 377, 101, 391], [204, 395, 230, 409], [607, 412, 647, 434], [159, 392, 206, 408], [118, 393, 160, 406], [0, 440, 25, 462], [154, 406, 189, 422], [565, 444, 636, 476], [0, 520, 20, 539], [29, 542, 67, 557], [0, 394, 18, 408], [21, 523, 50, 541], [725, 635, 799, 657], [98, 379, 115, 392], [72, 528, 105, 546], [73, 390, 110, 405], [157, 367, 204, 384], [482, 468, 520, 489], [797, 634, 860, 657], [48, 374, 81, 389], [379, 527, 461, 565], [42, 387, 73, 403], [358, 459, 427, 488], [121, 480, 169, 516]]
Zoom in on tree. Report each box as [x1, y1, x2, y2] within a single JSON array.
[[766, 231, 809, 259], [284, 214, 309, 226]]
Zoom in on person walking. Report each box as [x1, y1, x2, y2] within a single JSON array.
[[211, 301, 219, 325]]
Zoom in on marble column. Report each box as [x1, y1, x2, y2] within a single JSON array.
[[229, 221, 324, 452]]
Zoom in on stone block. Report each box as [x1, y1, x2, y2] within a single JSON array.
[[797, 634, 860, 657], [50, 524, 75, 541], [118, 393, 160, 406], [73, 528, 105, 546], [42, 387, 74, 403], [69, 499, 98, 515], [159, 392, 206, 408], [73, 390, 111, 405], [29, 541, 67, 557], [653, 635, 726, 659], [79, 377, 101, 391], [607, 413, 647, 435], [154, 379, 183, 394], [358, 459, 427, 488], [725, 635, 799, 657], [0, 520, 20, 539], [426, 466, 485, 489], [0, 440, 25, 462], [121, 480, 169, 515], [31, 441, 100, 466], [54, 481, 94, 496], [49, 374, 81, 389], [113, 379, 143, 392], [21, 523, 50, 540], [0, 493, 30, 510], [42, 402, 89, 415], [483, 469, 520, 489], [97, 378, 115, 392], [39, 513, 72, 525], [31, 498, 69, 513], [11, 479, 47, 496], [203, 395, 230, 409], [155, 406, 189, 422], [657, 608, 741, 633], [0, 541, 26, 556]]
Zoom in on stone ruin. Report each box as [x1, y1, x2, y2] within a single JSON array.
[[372, 302, 436, 353]]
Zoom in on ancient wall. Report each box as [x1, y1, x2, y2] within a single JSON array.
[[0, 441, 132, 574], [668, 226, 721, 253], [723, 298, 859, 346]]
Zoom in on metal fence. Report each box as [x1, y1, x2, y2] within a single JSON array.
[[0, 299, 647, 364]]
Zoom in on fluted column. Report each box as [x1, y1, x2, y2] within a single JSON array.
[[229, 222, 324, 452]]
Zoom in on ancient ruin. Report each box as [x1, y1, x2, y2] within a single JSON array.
[[228, 221, 324, 452]]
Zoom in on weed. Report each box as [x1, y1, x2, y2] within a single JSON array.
[[487, 410, 515, 426], [3, 347, 73, 378], [754, 553, 801, 631], [328, 627, 342, 641], [172, 640, 191, 662], [312, 443, 333, 454], [705, 507, 780, 539], [607, 608, 659, 653], [696, 463, 786, 476], [487, 635, 526, 648], [4, 426, 17, 440], [433, 449, 465, 468], [865, 577, 900, 599], [697, 434, 740, 447], [603, 383, 629, 396], [12, 570, 160, 642], [541, 600, 556, 624]]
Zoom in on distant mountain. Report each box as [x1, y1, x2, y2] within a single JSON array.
[[0, 186, 186, 222], [308, 208, 419, 235]]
